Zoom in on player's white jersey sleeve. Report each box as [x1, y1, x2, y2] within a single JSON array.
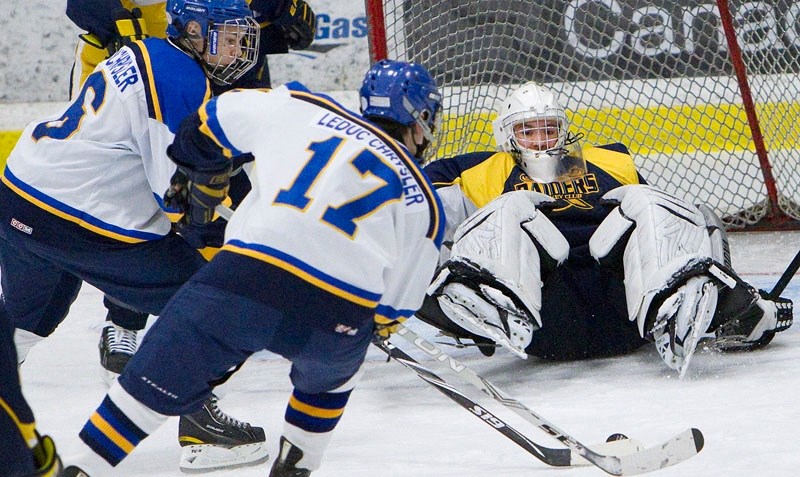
[[2, 39, 209, 243], [204, 84, 444, 315]]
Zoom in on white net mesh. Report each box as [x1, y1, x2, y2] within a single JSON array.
[[371, 0, 800, 229]]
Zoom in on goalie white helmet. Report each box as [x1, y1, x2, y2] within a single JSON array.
[[493, 82, 586, 183]]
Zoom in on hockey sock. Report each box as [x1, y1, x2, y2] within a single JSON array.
[[283, 388, 353, 471], [78, 382, 167, 466]]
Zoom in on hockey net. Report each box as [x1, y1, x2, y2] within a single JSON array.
[[365, 0, 800, 229]]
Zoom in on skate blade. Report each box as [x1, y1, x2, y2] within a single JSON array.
[[179, 442, 269, 474]]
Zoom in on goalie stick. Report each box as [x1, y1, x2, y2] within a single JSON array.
[[389, 324, 704, 476], [767, 246, 800, 299], [373, 336, 644, 468]]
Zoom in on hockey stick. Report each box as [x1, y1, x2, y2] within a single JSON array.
[[374, 336, 576, 466], [374, 336, 644, 468], [389, 324, 704, 476], [215, 204, 235, 221], [767, 247, 800, 299]]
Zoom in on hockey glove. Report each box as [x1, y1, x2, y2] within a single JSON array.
[[108, 8, 149, 54], [164, 166, 230, 248], [80, 8, 149, 54], [272, 0, 316, 49], [374, 316, 406, 338], [175, 219, 228, 250]]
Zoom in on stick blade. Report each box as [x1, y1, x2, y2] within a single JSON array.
[[569, 437, 645, 467], [615, 428, 704, 476]]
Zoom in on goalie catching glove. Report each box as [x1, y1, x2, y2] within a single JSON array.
[[427, 191, 570, 359], [163, 164, 231, 249], [271, 0, 316, 49]]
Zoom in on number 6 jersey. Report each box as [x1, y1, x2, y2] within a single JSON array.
[[3, 38, 211, 243]]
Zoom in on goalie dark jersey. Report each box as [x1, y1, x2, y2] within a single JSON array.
[[420, 144, 650, 360]]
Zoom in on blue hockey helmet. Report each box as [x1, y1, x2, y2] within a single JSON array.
[[167, 0, 253, 37], [360, 60, 443, 158], [166, 0, 260, 85]]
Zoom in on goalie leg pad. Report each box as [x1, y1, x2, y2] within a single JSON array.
[[438, 282, 535, 358], [589, 185, 717, 336], [651, 275, 718, 376], [445, 190, 570, 325], [427, 191, 570, 357]]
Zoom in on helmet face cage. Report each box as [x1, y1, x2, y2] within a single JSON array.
[[493, 83, 586, 183], [203, 17, 259, 85], [360, 60, 443, 160], [166, 0, 260, 85]]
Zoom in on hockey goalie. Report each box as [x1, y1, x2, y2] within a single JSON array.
[[417, 82, 793, 376]]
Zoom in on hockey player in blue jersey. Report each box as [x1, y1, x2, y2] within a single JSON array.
[[0, 0, 271, 472], [417, 82, 792, 376], [63, 59, 445, 477]]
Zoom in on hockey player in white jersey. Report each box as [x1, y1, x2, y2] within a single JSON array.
[[63, 59, 445, 477], [0, 0, 271, 472], [64, 0, 317, 382], [418, 82, 792, 377]]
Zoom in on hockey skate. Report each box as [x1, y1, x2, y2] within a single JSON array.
[[178, 395, 269, 473], [713, 290, 793, 351], [269, 436, 311, 477], [650, 276, 718, 378], [98, 321, 137, 384], [438, 282, 535, 359]]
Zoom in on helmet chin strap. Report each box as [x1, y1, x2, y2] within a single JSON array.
[[414, 136, 430, 160]]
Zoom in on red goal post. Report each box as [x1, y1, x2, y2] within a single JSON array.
[[364, 0, 800, 230]]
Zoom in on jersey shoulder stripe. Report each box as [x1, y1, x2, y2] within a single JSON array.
[[583, 143, 640, 186], [128, 39, 211, 133], [222, 240, 382, 308], [286, 83, 444, 245], [425, 151, 515, 209], [198, 96, 242, 158]]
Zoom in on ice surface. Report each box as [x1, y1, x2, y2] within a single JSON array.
[[19, 231, 800, 476]]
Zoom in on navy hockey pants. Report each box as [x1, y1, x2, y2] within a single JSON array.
[[0, 184, 207, 336], [529, 252, 648, 360], [118, 251, 375, 416]]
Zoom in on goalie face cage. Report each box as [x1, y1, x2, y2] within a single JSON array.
[[365, 0, 800, 230]]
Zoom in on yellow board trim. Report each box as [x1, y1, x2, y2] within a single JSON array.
[[0, 130, 22, 167], [434, 100, 800, 158], [5, 100, 799, 186]]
